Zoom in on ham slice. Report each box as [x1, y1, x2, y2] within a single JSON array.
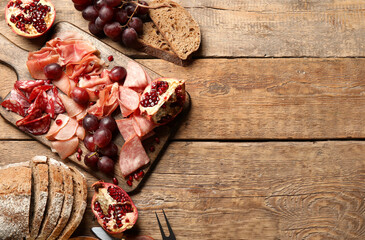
[[52, 72, 71, 95], [116, 118, 136, 141], [51, 137, 79, 160], [76, 125, 86, 140], [46, 114, 70, 140], [58, 94, 84, 117], [65, 53, 104, 79], [78, 69, 112, 89], [124, 61, 149, 89], [119, 134, 150, 176], [54, 117, 78, 141], [118, 86, 139, 117], [27, 47, 59, 79], [132, 114, 156, 137], [76, 109, 88, 121]]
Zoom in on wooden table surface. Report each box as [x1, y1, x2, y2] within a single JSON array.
[[1, 0, 365, 239]]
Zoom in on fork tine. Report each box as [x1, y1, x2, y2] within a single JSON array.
[[162, 209, 176, 239], [155, 211, 167, 239]]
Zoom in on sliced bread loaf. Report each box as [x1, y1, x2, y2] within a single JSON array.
[[138, 22, 188, 66], [36, 158, 65, 240], [28, 156, 49, 240], [57, 166, 87, 240], [48, 162, 74, 240], [148, 0, 201, 60], [0, 161, 32, 240]]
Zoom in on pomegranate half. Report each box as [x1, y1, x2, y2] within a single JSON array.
[[91, 181, 138, 237], [139, 78, 185, 125], [5, 0, 56, 38]]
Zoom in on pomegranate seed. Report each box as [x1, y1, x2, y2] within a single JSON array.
[[133, 173, 139, 180], [149, 146, 155, 152], [85, 75, 91, 80], [112, 177, 118, 185], [77, 148, 83, 154], [108, 55, 114, 61], [76, 153, 81, 161], [155, 137, 160, 144], [138, 171, 144, 177], [56, 119, 62, 125], [126, 180, 132, 186], [128, 175, 133, 181]]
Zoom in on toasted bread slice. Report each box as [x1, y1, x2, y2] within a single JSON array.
[[57, 166, 87, 240], [28, 156, 49, 240], [149, 0, 201, 60], [36, 158, 64, 240], [48, 162, 74, 240], [0, 161, 32, 240]]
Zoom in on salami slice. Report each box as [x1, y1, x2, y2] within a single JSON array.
[[27, 91, 48, 115], [116, 118, 136, 141], [14, 80, 45, 93], [18, 114, 51, 135], [1, 99, 26, 117], [119, 134, 150, 177], [16, 109, 42, 127], [29, 85, 53, 102], [52, 87, 66, 114], [132, 114, 156, 138]]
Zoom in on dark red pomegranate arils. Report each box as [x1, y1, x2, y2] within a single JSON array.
[[56, 119, 62, 125], [149, 146, 155, 152], [126, 180, 132, 186], [140, 81, 169, 108], [155, 137, 160, 144], [108, 55, 114, 61], [112, 177, 118, 185]]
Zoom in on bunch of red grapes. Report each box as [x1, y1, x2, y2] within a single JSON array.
[[72, 0, 149, 47], [83, 114, 119, 175]]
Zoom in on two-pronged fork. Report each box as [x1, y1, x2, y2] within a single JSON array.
[[155, 210, 176, 240]]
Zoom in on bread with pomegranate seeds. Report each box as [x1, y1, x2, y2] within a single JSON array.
[[48, 162, 74, 240], [28, 156, 49, 240], [0, 161, 32, 240], [37, 158, 65, 240], [148, 0, 201, 60], [57, 166, 87, 240]]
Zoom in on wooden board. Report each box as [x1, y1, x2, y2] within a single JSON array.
[[0, 22, 190, 192]]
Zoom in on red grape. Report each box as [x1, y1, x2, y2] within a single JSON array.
[[115, 9, 128, 25], [70, 87, 89, 105], [83, 114, 99, 132], [128, 17, 143, 34], [89, 22, 104, 36], [95, 17, 106, 30], [108, 66, 127, 84], [122, 28, 138, 47], [99, 142, 118, 157], [94, 128, 112, 148], [137, 1, 149, 15], [95, 0, 107, 10], [84, 152, 99, 170], [98, 156, 114, 174], [106, 0, 121, 7], [74, 3, 88, 11], [124, 4, 136, 16], [82, 6, 99, 21], [72, 0, 91, 5], [99, 6, 114, 22], [99, 116, 118, 132], [84, 134, 96, 151], [44, 63, 62, 80], [104, 22, 122, 41]]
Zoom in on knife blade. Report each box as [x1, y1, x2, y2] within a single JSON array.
[[91, 227, 120, 240]]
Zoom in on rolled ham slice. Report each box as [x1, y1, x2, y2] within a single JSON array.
[[118, 86, 139, 118], [116, 118, 136, 141], [54, 117, 78, 141], [132, 114, 156, 138], [58, 94, 84, 118], [119, 134, 150, 177], [46, 114, 70, 140], [51, 137, 79, 160], [124, 61, 149, 89]]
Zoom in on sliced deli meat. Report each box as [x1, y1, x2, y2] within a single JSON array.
[[119, 134, 150, 177], [18, 114, 51, 135], [27, 48, 59, 79], [59, 93, 84, 117], [14, 80, 45, 93], [54, 117, 79, 141], [46, 114, 70, 140], [52, 72, 71, 96], [66, 53, 104, 80], [124, 61, 149, 89], [78, 69, 112, 89], [116, 118, 137, 141], [51, 136, 79, 160], [76, 125, 86, 140], [132, 114, 157, 138], [118, 86, 140, 118]]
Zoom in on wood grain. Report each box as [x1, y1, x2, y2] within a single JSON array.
[[1, 0, 365, 58], [2, 140, 365, 239]]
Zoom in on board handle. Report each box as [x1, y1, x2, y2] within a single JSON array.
[[0, 34, 30, 80]]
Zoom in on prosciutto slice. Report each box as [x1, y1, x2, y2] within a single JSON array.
[[54, 117, 78, 141], [65, 53, 104, 80], [46, 114, 70, 140], [132, 114, 156, 137], [51, 136, 79, 160], [116, 118, 136, 141], [27, 47, 60, 79], [58, 93, 84, 117], [119, 134, 150, 176], [118, 86, 139, 117], [78, 69, 112, 89], [124, 61, 149, 89]]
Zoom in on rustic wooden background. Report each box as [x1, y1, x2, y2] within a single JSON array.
[[1, 0, 365, 239]]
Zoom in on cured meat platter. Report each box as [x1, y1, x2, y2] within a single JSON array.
[[0, 21, 190, 192]]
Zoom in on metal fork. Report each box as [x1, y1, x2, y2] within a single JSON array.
[[155, 210, 176, 240]]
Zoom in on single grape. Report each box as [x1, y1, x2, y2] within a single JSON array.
[[99, 6, 114, 22], [94, 128, 112, 148], [82, 5, 99, 22], [108, 66, 127, 84], [104, 22, 122, 41], [122, 27, 138, 47], [97, 156, 114, 174], [95, 17, 106, 30], [94, 0, 107, 10], [84, 152, 99, 170], [124, 4, 136, 16], [99, 142, 118, 157], [72, 0, 91, 5], [115, 9, 128, 25], [89, 21, 104, 36], [99, 116, 118, 132], [105, 0, 121, 7], [70, 87, 89, 105], [74, 3, 88, 11], [84, 134, 96, 151], [83, 114, 99, 132], [137, 1, 149, 15], [128, 17, 143, 34], [44, 63, 62, 80]]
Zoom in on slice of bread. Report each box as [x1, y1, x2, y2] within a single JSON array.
[[57, 166, 87, 240], [47, 162, 74, 240], [148, 0, 201, 60], [138, 22, 188, 66], [0, 161, 32, 240], [36, 158, 65, 240], [28, 156, 49, 240]]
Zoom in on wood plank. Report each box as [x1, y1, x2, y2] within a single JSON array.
[[1, 140, 365, 239], [1, 57, 365, 140], [1, 0, 365, 58]]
